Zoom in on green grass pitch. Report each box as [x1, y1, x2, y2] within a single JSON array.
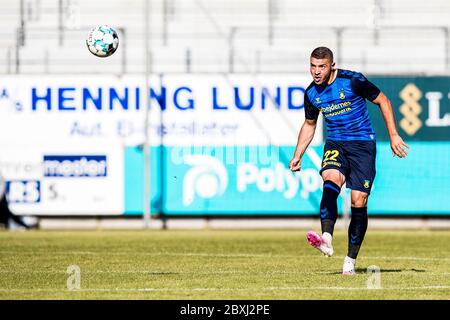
[[0, 229, 449, 299]]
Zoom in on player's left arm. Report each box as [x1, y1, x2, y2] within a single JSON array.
[[372, 92, 410, 158]]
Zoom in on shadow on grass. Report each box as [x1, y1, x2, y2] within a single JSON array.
[[325, 268, 426, 275], [148, 272, 179, 275]]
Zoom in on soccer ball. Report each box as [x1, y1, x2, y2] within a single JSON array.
[[86, 25, 119, 58]]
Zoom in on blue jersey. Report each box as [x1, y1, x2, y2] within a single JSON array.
[[304, 69, 381, 141]]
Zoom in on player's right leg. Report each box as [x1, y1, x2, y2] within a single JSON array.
[[306, 141, 347, 257], [307, 168, 345, 256], [320, 169, 345, 236]]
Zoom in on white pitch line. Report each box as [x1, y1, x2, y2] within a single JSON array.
[[0, 251, 322, 259], [362, 256, 450, 262], [0, 251, 449, 261]]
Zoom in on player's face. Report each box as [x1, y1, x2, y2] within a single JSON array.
[[310, 57, 333, 85]]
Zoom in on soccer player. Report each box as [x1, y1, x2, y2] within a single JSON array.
[[289, 47, 409, 275]]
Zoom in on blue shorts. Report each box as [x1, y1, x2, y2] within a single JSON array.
[[319, 140, 376, 194]]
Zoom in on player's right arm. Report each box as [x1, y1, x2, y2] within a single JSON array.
[[289, 118, 317, 171], [289, 91, 319, 172]]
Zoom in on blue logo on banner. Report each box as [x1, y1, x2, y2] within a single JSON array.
[[6, 180, 41, 203], [43, 155, 107, 177]]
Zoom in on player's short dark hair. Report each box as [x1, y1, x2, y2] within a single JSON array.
[[311, 47, 334, 62]]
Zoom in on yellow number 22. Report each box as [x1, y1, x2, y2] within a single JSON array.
[[324, 150, 339, 162]]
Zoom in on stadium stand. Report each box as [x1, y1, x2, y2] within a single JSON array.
[[0, 0, 449, 74]]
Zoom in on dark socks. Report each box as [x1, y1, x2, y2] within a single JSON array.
[[348, 206, 368, 259], [320, 180, 341, 236]]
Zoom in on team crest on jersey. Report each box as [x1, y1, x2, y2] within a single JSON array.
[[339, 90, 346, 99], [364, 180, 370, 189], [315, 97, 321, 103]]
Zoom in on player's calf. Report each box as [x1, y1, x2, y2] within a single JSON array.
[[348, 206, 368, 259], [320, 180, 341, 236], [343, 206, 368, 275]]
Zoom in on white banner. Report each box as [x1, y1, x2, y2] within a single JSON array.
[[0, 74, 321, 215]]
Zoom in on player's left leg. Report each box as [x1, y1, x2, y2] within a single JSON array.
[[342, 140, 376, 275], [343, 190, 369, 275]]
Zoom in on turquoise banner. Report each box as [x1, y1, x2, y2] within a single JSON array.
[[124, 145, 335, 215], [368, 142, 450, 214], [124, 143, 450, 215]]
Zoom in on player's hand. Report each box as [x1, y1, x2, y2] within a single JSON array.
[[390, 134, 410, 158], [289, 156, 302, 172]]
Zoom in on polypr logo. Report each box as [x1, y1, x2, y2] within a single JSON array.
[[183, 155, 228, 206], [237, 163, 321, 199], [43, 155, 107, 177]]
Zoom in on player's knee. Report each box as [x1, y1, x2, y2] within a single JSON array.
[[321, 169, 345, 187], [351, 192, 368, 207]]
